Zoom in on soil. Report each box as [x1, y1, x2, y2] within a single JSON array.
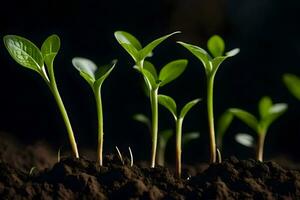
[[1, 133, 300, 199]]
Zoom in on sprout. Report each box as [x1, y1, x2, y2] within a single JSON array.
[[3, 35, 79, 158], [158, 94, 200, 177], [283, 73, 300, 100], [115, 31, 186, 168], [229, 96, 288, 161], [72, 58, 116, 166], [178, 35, 239, 163]]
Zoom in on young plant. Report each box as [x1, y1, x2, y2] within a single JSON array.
[[72, 58, 116, 166], [177, 35, 239, 163], [115, 31, 183, 168], [3, 35, 79, 158], [158, 94, 200, 177], [229, 96, 287, 161], [283, 73, 300, 100]]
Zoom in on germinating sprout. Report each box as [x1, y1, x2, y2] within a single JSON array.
[[283, 73, 300, 100], [229, 96, 287, 161], [178, 35, 239, 163], [3, 35, 79, 158], [29, 167, 36, 176], [115, 146, 124, 165], [72, 58, 116, 166], [128, 147, 133, 167]]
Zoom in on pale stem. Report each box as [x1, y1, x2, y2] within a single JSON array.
[[256, 133, 266, 162], [150, 89, 159, 168], [176, 118, 183, 178]]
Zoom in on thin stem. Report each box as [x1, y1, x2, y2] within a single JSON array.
[[94, 87, 104, 166], [207, 76, 216, 163], [150, 89, 158, 168], [256, 133, 266, 162], [175, 118, 183, 178], [157, 140, 166, 166]]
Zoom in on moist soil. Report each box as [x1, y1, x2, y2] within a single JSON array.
[[1, 134, 300, 199]]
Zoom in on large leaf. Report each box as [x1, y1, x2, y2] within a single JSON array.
[[229, 108, 259, 132], [3, 35, 44, 72], [140, 31, 180, 60], [258, 96, 273, 119], [158, 94, 177, 120], [216, 111, 233, 138], [235, 133, 254, 147], [177, 41, 210, 71], [159, 59, 188, 87], [283, 74, 300, 100], [207, 35, 225, 58], [114, 31, 142, 61], [41, 34, 60, 68], [182, 132, 200, 147], [179, 98, 201, 119]]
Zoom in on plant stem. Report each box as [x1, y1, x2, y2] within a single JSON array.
[[256, 133, 266, 162], [157, 139, 166, 166], [94, 87, 104, 166], [150, 89, 158, 168], [207, 76, 216, 163], [175, 118, 183, 178]]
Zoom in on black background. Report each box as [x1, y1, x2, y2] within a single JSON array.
[[1, 0, 300, 163]]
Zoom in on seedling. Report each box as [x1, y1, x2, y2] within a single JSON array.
[[72, 57, 116, 166], [158, 94, 200, 177], [229, 96, 287, 161], [283, 73, 300, 100], [3, 35, 79, 158], [115, 31, 184, 168], [178, 35, 239, 163]]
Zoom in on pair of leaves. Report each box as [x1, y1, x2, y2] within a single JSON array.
[[283, 73, 300, 100], [158, 94, 200, 121], [229, 96, 288, 135], [178, 35, 239, 77], [138, 59, 188, 90], [72, 58, 116, 90], [114, 31, 180, 62], [3, 35, 60, 80]]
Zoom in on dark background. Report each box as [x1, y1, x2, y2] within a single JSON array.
[[1, 0, 300, 163]]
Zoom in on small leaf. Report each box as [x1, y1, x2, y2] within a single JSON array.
[[140, 31, 180, 60], [158, 94, 177, 119], [229, 108, 258, 132], [94, 60, 117, 88], [179, 99, 201, 119], [283, 73, 300, 100], [207, 35, 225, 57], [177, 41, 210, 71], [259, 96, 273, 119], [72, 57, 97, 84], [235, 133, 254, 147], [3, 35, 44, 72], [159, 59, 188, 87], [217, 111, 233, 138], [144, 61, 158, 79], [142, 68, 158, 90], [114, 31, 142, 61], [133, 113, 151, 130], [226, 48, 240, 57], [182, 132, 200, 147], [41, 34, 60, 68]]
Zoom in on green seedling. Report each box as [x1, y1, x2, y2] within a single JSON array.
[[178, 35, 239, 163], [283, 73, 300, 100], [3, 35, 79, 158], [115, 31, 183, 168], [229, 96, 287, 161], [158, 94, 200, 177], [72, 57, 116, 166]]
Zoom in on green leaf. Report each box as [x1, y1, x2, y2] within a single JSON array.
[[41, 34, 60, 68], [179, 98, 201, 119], [158, 94, 177, 119], [259, 96, 273, 119], [141, 68, 158, 90], [235, 133, 254, 147], [3, 35, 44, 72], [182, 132, 200, 147], [207, 35, 225, 57], [133, 113, 151, 130], [260, 103, 287, 133], [216, 111, 233, 138], [283, 73, 300, 100], [229, 108, 259, 132], [114, 31, 142, 61], [159, 59, 188, 87], [94, 60, 117, 88], [177, 41, 210, 71], [143, 61, 158, 79], [140, 31, 180, 60], [72, 57, 97, 85]]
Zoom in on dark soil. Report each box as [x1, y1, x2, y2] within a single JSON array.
[[1, 132, 300, 199]]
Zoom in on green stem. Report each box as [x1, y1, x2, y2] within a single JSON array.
[[207, 76, 216, 163], [94, 87, 104, 166], [150, 89, 158, 168], [157, 139, 165, 166], [175, 118, 183, 178], [256, 133, 266, 162]]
